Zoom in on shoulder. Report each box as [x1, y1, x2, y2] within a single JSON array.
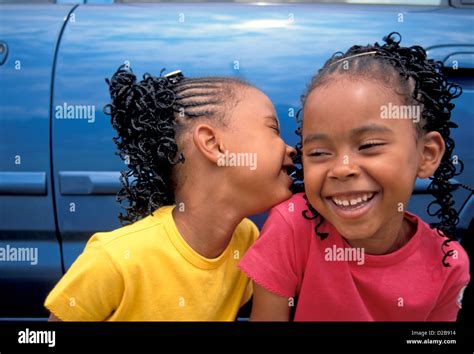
[[238, 194, 316, 297], [251, 193, 316, 262], [410, 213, 470, 278], [86, 206, 173, 259], [263, 193, 315, 238], [272, 193, 309, 217]]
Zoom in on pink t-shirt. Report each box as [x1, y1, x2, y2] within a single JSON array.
[[239, 193, 470, 321]]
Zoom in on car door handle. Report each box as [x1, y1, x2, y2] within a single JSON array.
[[0, 41, 8, 65], [427, 45, 474, 70], [443, 52, 474, 70], [59, 171, 122, 195], [0, 172, 47, 195]]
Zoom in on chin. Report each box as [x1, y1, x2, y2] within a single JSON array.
[[267, 191, 289, 209], [281, 187, 293, 199], [251, 191, 287, 214]]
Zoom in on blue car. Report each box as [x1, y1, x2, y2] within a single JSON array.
[[0, 0, 473, 320]]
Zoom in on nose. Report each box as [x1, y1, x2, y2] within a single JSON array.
[[285, 145, 297, 166], [328, 155, 360, 180], [287, 144, 297, 157]]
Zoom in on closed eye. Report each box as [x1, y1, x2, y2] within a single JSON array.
[[308, 151, 331, 157], [359, 142, 385, 150], [271, 125, 281, 135]]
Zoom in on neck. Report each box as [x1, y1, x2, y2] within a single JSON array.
[[172, 194, 244, 259], [346, 214, 416, 255]]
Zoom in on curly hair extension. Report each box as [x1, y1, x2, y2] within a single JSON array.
[[293, 32, 469, 266], [104, 65, 253, 225]]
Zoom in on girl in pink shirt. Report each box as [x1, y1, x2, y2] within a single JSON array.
[[239, 32, 471, 321]]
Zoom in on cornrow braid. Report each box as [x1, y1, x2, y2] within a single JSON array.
[[105, 65, 253, 225], [293, 32, 469, 266]]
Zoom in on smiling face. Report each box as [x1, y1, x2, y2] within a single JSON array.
[[222, 87, 295, 215], [301, 78, 438, 253]]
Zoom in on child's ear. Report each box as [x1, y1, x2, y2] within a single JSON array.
[[417, 131, 445, 179], [192, 124, 224, 164]]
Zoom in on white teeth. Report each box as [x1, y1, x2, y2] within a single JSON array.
[[331, 193, 374, 207]]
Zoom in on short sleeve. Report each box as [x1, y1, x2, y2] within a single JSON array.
[[238, 208, 300, 298], [44, 237, 124, 321], [427, 245, 470, 321]]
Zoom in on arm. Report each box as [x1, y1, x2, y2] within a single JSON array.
[[426, 281, 469, 321], [239, 205, 305, 321], [44, 239, 124, 321], [250, 283, 290, 321], [427, 244, 470, 321]]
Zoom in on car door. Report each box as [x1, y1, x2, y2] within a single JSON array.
[[0, 3, 75, 318]]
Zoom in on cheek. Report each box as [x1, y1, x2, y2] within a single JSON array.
[[303, 164, 324, 194], [370, 148, 419, 183], [233, 143, 283, 184], [360, 155, 418, 207], [257, 139, 286, 170]]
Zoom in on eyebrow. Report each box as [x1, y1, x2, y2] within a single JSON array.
[[349, 124, 393, 136], [303, 132, 328, 145], [303, 124, 393, 145]]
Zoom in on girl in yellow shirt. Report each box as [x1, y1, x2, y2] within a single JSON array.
[[45, 66, 295, 321]]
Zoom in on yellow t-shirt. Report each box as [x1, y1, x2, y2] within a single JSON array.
[[44, 205, 259, 321]]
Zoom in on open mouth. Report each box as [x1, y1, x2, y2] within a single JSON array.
[[326, 191, 379, 219], [283, 165, 296, 176], [281, 166, 296, 185]]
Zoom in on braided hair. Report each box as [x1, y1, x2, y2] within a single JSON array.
[[105, 65, 253, 225], [292, 32, 468, 266]]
